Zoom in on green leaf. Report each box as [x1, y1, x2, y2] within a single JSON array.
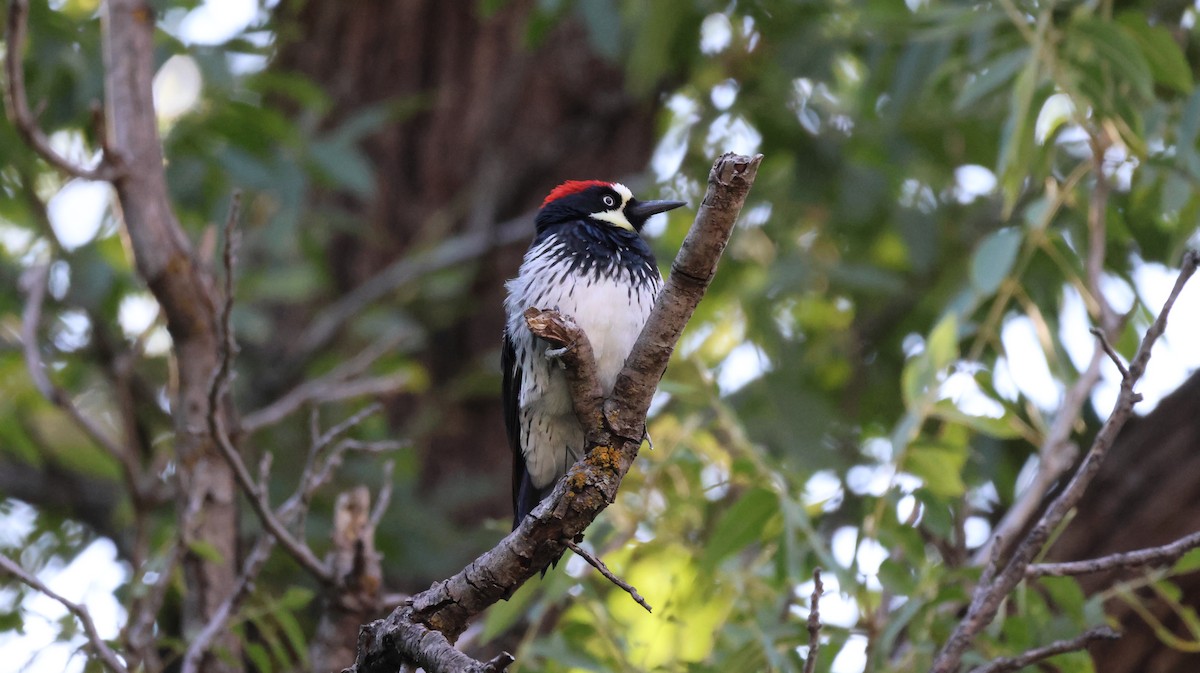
[[902, 355, 934, 407], [702, 487, 780, 570], [932, 400, 1022, 439], [1038, 576, 1087, 620], [276, 586, 314, 610], [1117, 14, 1193, 94], [997, 24, 1044, 212], [186, 539, 226, 564], [1173, 548, 1200, 574], [244, 642, 272, 673], [906, 442, 967, 498], [272, 609, 309, 668], [955, 48, 1030, 111], [971, 227, 1022, 296], [927, 312, 959, 371], [1067, 16, 1154, 102], [879, 557, 917, 594]]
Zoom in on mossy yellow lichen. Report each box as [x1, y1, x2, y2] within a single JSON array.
[[569, 471, 588, 490], [586, 444, 621, 471]]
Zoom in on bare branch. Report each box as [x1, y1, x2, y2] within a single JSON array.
[[1086, 129, 1117, 334], [20, 263, 135, 469], [1028, 530, 1200, 578], [565, 540, 652, 613], [933, 250, 1200, 673], [1126, 250, 1198, 381], [242, 330, 418, 432], [0, 554, 130, 673], [368, 460, 396, 531], [976, 132, 1128, 566], [803, 568, 824, 673], [1089, 326, 1129, 379], [204, 210, 334, 583], [124, 543, 181, 672], [523, 308, 604, 440], [975, 334, 1099, 565], [4, 0, 121, 180], [346, 611, 514, 673], [296, 214, 531, 362], [347, 153, 762, 673], [180, 534, 275, 673], [966, 626, 1120, 673]]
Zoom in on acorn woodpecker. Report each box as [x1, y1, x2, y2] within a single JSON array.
[[503, 181, 686, 528]]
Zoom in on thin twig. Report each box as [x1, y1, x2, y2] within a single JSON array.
[[803, 568, 824, 673], [20, 263, 134, 467], [976, 132, 1122, 566], [241, 330, 418, 432], [1028, 530, 1200, 578], [933, 250, 1200, 673], [565, 540, 652, 613], [1086, 129, 1117, 334], [124, 542, 181, 671], [295, 214, 529, 363], [204, 195, 333, 583], [1088, 327, 1129, 379], [368, 460, 396, 531], [966, 626, 1120, 673], [0, 554, 130, 673], [179, 534, 275, 673], [4, 0, 120, 180], [208, 353, 333, 581]]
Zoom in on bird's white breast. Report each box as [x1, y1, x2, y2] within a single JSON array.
[[505, 235, 661, 488]]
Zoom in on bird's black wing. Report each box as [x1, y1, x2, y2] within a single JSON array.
[[503, 330, 539, 529]]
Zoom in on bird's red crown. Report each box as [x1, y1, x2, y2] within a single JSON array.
[[541, 180, 613, 208]]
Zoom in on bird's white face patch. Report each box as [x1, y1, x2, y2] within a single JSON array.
[[588, 182, 635, 231]]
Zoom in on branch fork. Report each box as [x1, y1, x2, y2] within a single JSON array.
[[933, 249, 1200, 673]]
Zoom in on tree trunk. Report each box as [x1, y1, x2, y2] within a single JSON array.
[[1049, 371, 1200, 673]]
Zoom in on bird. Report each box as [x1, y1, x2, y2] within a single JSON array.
[[503, 180, 686, 529]]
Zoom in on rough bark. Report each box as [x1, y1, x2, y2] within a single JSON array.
[[102, 1, 240, 669], [311, 487, 384, 673], [269, 0, 666, 527], [1049, 370, 1200, 673]]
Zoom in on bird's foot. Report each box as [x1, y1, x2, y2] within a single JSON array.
[[544, 344, 574, 367], [642, 428, 654, 450]]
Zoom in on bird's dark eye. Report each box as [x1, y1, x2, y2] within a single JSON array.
[[603, 195, 616, 207]]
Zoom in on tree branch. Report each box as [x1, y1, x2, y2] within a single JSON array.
[[20, 262, 136, 472], [1028, 529, 1200, 578], [564, 539, 652, 613], [523, 308, 604, 440], [803, 568, 824, 673], [933, 249, 1199, 673], [0, 554, 130, 673], [4, 0, 121, 180], [205, 207, 335, 583], [241, 328, 419, 432], [346, 153, 762, 673], [966, 626, 1120, 673], [976, 132, 1123, 566]]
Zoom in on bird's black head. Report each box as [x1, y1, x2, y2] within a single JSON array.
[[535, 180, 686, 233]]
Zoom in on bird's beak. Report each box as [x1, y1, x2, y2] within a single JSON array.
[[626, 199, 687, 221]]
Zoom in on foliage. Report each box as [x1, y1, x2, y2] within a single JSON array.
[[2, 0, 1200, 671]]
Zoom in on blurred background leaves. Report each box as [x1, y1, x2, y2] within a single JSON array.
[[3, 0, 1200, 671]]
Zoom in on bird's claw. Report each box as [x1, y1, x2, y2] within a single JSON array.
[[642, 428, 654, 450], [544, 344, 573, 366]]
